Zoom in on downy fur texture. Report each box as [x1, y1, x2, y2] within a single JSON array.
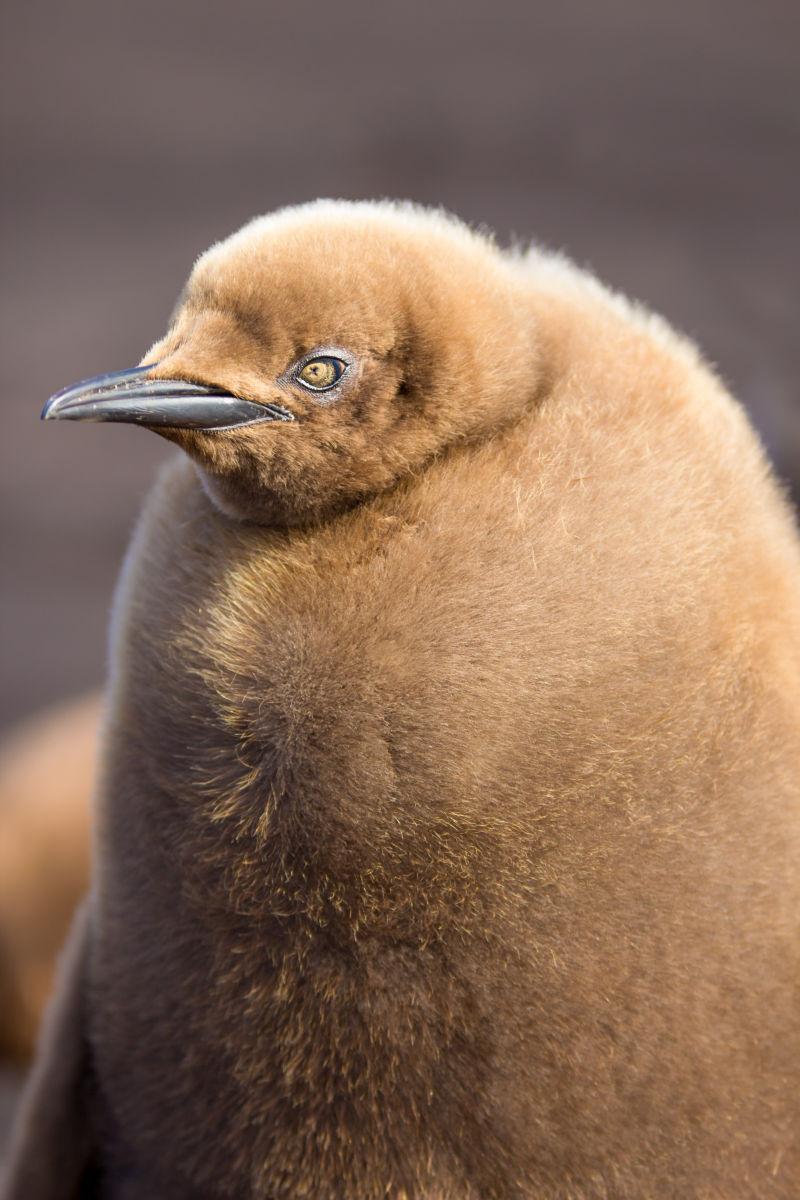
[[5, 200, 800, 1200]]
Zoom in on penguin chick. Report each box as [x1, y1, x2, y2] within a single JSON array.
[[0, 694, 96, 1062], [5, 200, 800, 1200]]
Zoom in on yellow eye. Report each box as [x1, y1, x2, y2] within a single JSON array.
[[296, 357, 346, 391]]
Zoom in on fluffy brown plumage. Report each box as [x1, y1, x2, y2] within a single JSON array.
[[0, 695, 95, 1062], [4, 200, 800, 1199]]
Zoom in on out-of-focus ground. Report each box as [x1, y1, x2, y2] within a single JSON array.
[[1, 0, 798, 1159]]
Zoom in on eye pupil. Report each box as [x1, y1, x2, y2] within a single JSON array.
[[297, 356, 346, 391]]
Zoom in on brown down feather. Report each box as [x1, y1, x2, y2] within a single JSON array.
[[4, 200, 800, 1200]]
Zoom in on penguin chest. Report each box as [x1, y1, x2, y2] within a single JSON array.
[[95, 488, 533, 1193]]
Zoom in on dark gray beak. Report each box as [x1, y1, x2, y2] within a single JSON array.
[[42, 365, 294, 429]]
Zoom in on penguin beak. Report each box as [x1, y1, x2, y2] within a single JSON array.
[[42, 365, 295, 429]]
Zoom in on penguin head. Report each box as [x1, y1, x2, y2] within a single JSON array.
[[44, 201, 539, 525]]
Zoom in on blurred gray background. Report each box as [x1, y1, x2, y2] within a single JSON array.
[[1, 0, 799, 732]]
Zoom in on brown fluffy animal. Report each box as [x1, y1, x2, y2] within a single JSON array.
[[0, 694, 96, 1062], [4, 201, 800, 1199]]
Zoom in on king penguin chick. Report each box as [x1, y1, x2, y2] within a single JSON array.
[[4, 200, 800, 1200], [0, 694, 96, 1062]]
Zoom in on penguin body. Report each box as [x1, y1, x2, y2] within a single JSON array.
[[5, 202, 800, 1199]]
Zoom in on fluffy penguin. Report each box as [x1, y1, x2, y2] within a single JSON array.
[[4, 200, 800, 1200], [0, 694, 96, 1062]]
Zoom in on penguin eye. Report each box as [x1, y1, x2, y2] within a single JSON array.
[[295, 357, 347, 392]]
